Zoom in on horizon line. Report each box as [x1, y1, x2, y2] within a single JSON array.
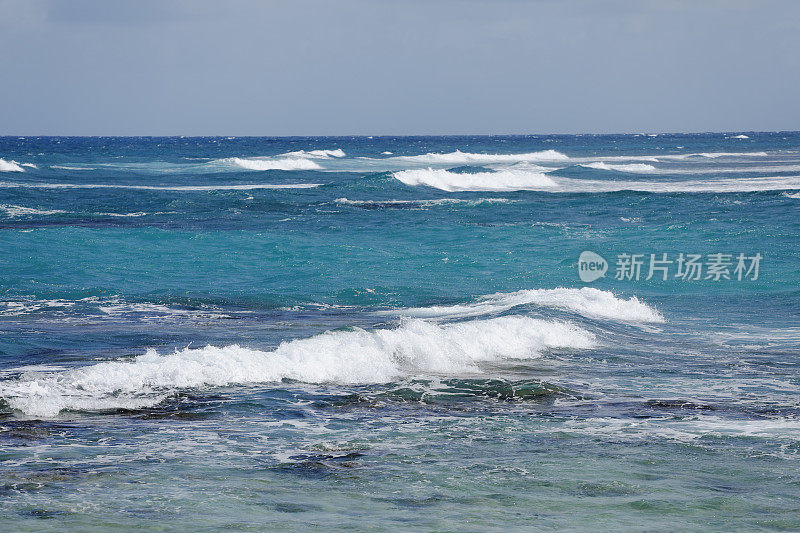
[[1, 130, 799, 139]]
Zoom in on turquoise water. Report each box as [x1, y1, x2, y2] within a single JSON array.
[[1, 134, 799, 530]]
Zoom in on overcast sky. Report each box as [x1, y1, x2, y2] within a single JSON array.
[[1, 0, 798, 135]]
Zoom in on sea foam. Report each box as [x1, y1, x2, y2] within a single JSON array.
[[392, 168, 800, 193], [0, 159, 25, 172], [393, 168, 558, 191], [384, 149, 569, 165], [0, 316, 595, 417], [383, 288, 664, 323], [227, 157, 323, 171], [581, 162, 658, 172], [0, 204, 69, 217], [333, 197, 512, 208], [280, 149, 346, 159]]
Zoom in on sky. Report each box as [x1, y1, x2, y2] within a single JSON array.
[[1, 0, 798, 135]]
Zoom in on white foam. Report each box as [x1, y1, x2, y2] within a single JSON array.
[[383, 149, 569, 166], [383, 288, 664, 323], [333, 197, 512, 207], [0, 159, 25, 172], [630, 164, 800, 175], [392, 168, 800, 193], [279, 149, 345, 159], [393, 168, 558, 192], [556, 175, 800, 193], [51, 165, 96, 171], [0, 181, 321, 191], [228, 157, 323, 171], [0, 204, 69, 217], [0, 299, 75, 317], [0, 316, 595, 417], [581, 162, 658, 172], [782, 192, 800, 199], [728, 135, 750, 139], [660, 151, 769, 160], [570, 151, 771, 164], [95, 211, 149, 217]]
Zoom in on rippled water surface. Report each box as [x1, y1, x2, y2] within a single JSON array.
[[1, 134, 799, 530]]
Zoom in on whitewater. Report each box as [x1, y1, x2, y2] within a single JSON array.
[[2, 133, 799, 532]]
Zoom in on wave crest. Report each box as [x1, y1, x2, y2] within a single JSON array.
[[386, 149, 568, 165], [0, 159, 25, 172], [581, 162, 657, 172], [227, 157, 323, 171], [384, 288, 664, 323], [393, 168, 558, 192], [0, 316, 594, 417]]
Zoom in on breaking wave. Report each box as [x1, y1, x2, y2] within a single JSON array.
[[659, 151, 769, 160], [226, 157, 323, 171], [393, 168, 558, 191], [382, 288, 664, 323], [392, 168, 800, 193], [0, 159, 25, 172], [0, 316, 595, 417], [581, 162, 658, 172], [279, 149, 346, 159], [381, 149, 569, 165]]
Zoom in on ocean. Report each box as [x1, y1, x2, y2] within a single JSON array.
[[0, 133, 798, 530]]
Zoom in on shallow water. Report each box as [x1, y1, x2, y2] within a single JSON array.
[[1, 134, 799, 530]]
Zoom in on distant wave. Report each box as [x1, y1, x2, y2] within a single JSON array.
[[392, 168, 800, 193], [0, 204, 69, 217], [226, 157, 323, 171], [46, 153, 340, 174], [381, 288, 664, 323], [580, 161, 800, 176], [51, 165, 96, 171], [555, 175, 800, 193], [379, 149, 569, 165], [0, 296, 231, 320], [0, 181, 321, 191], [659, 151, 769, 160], [571, 151, 772, 164], [202, 149, 346, 172], [279, 149, 346, 159], [334, 197, 512, 208], [647, 164, 800, 175], [580, 162, 658, 172], [393, 168, 558, 191], [0, 159, 25, 172], [0, 316, 595, 416]]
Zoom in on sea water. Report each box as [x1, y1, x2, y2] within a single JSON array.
[[0, 134, 798, 530]]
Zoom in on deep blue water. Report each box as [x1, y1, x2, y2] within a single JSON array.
[[0, 134, 799, 530]]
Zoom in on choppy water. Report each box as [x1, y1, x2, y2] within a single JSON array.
[[1, 134, 799, 531]]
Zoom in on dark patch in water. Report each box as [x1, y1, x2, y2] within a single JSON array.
[[0, 420, 78, 442], [128, 392, 225, 420], [384, 379, 577, 405], [270, 452, 365, 480], [644, 399, 715, 411], [18, 508, 68, 519]]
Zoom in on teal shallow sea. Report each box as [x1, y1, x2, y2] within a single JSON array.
[[1, 134, 799, 530]]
